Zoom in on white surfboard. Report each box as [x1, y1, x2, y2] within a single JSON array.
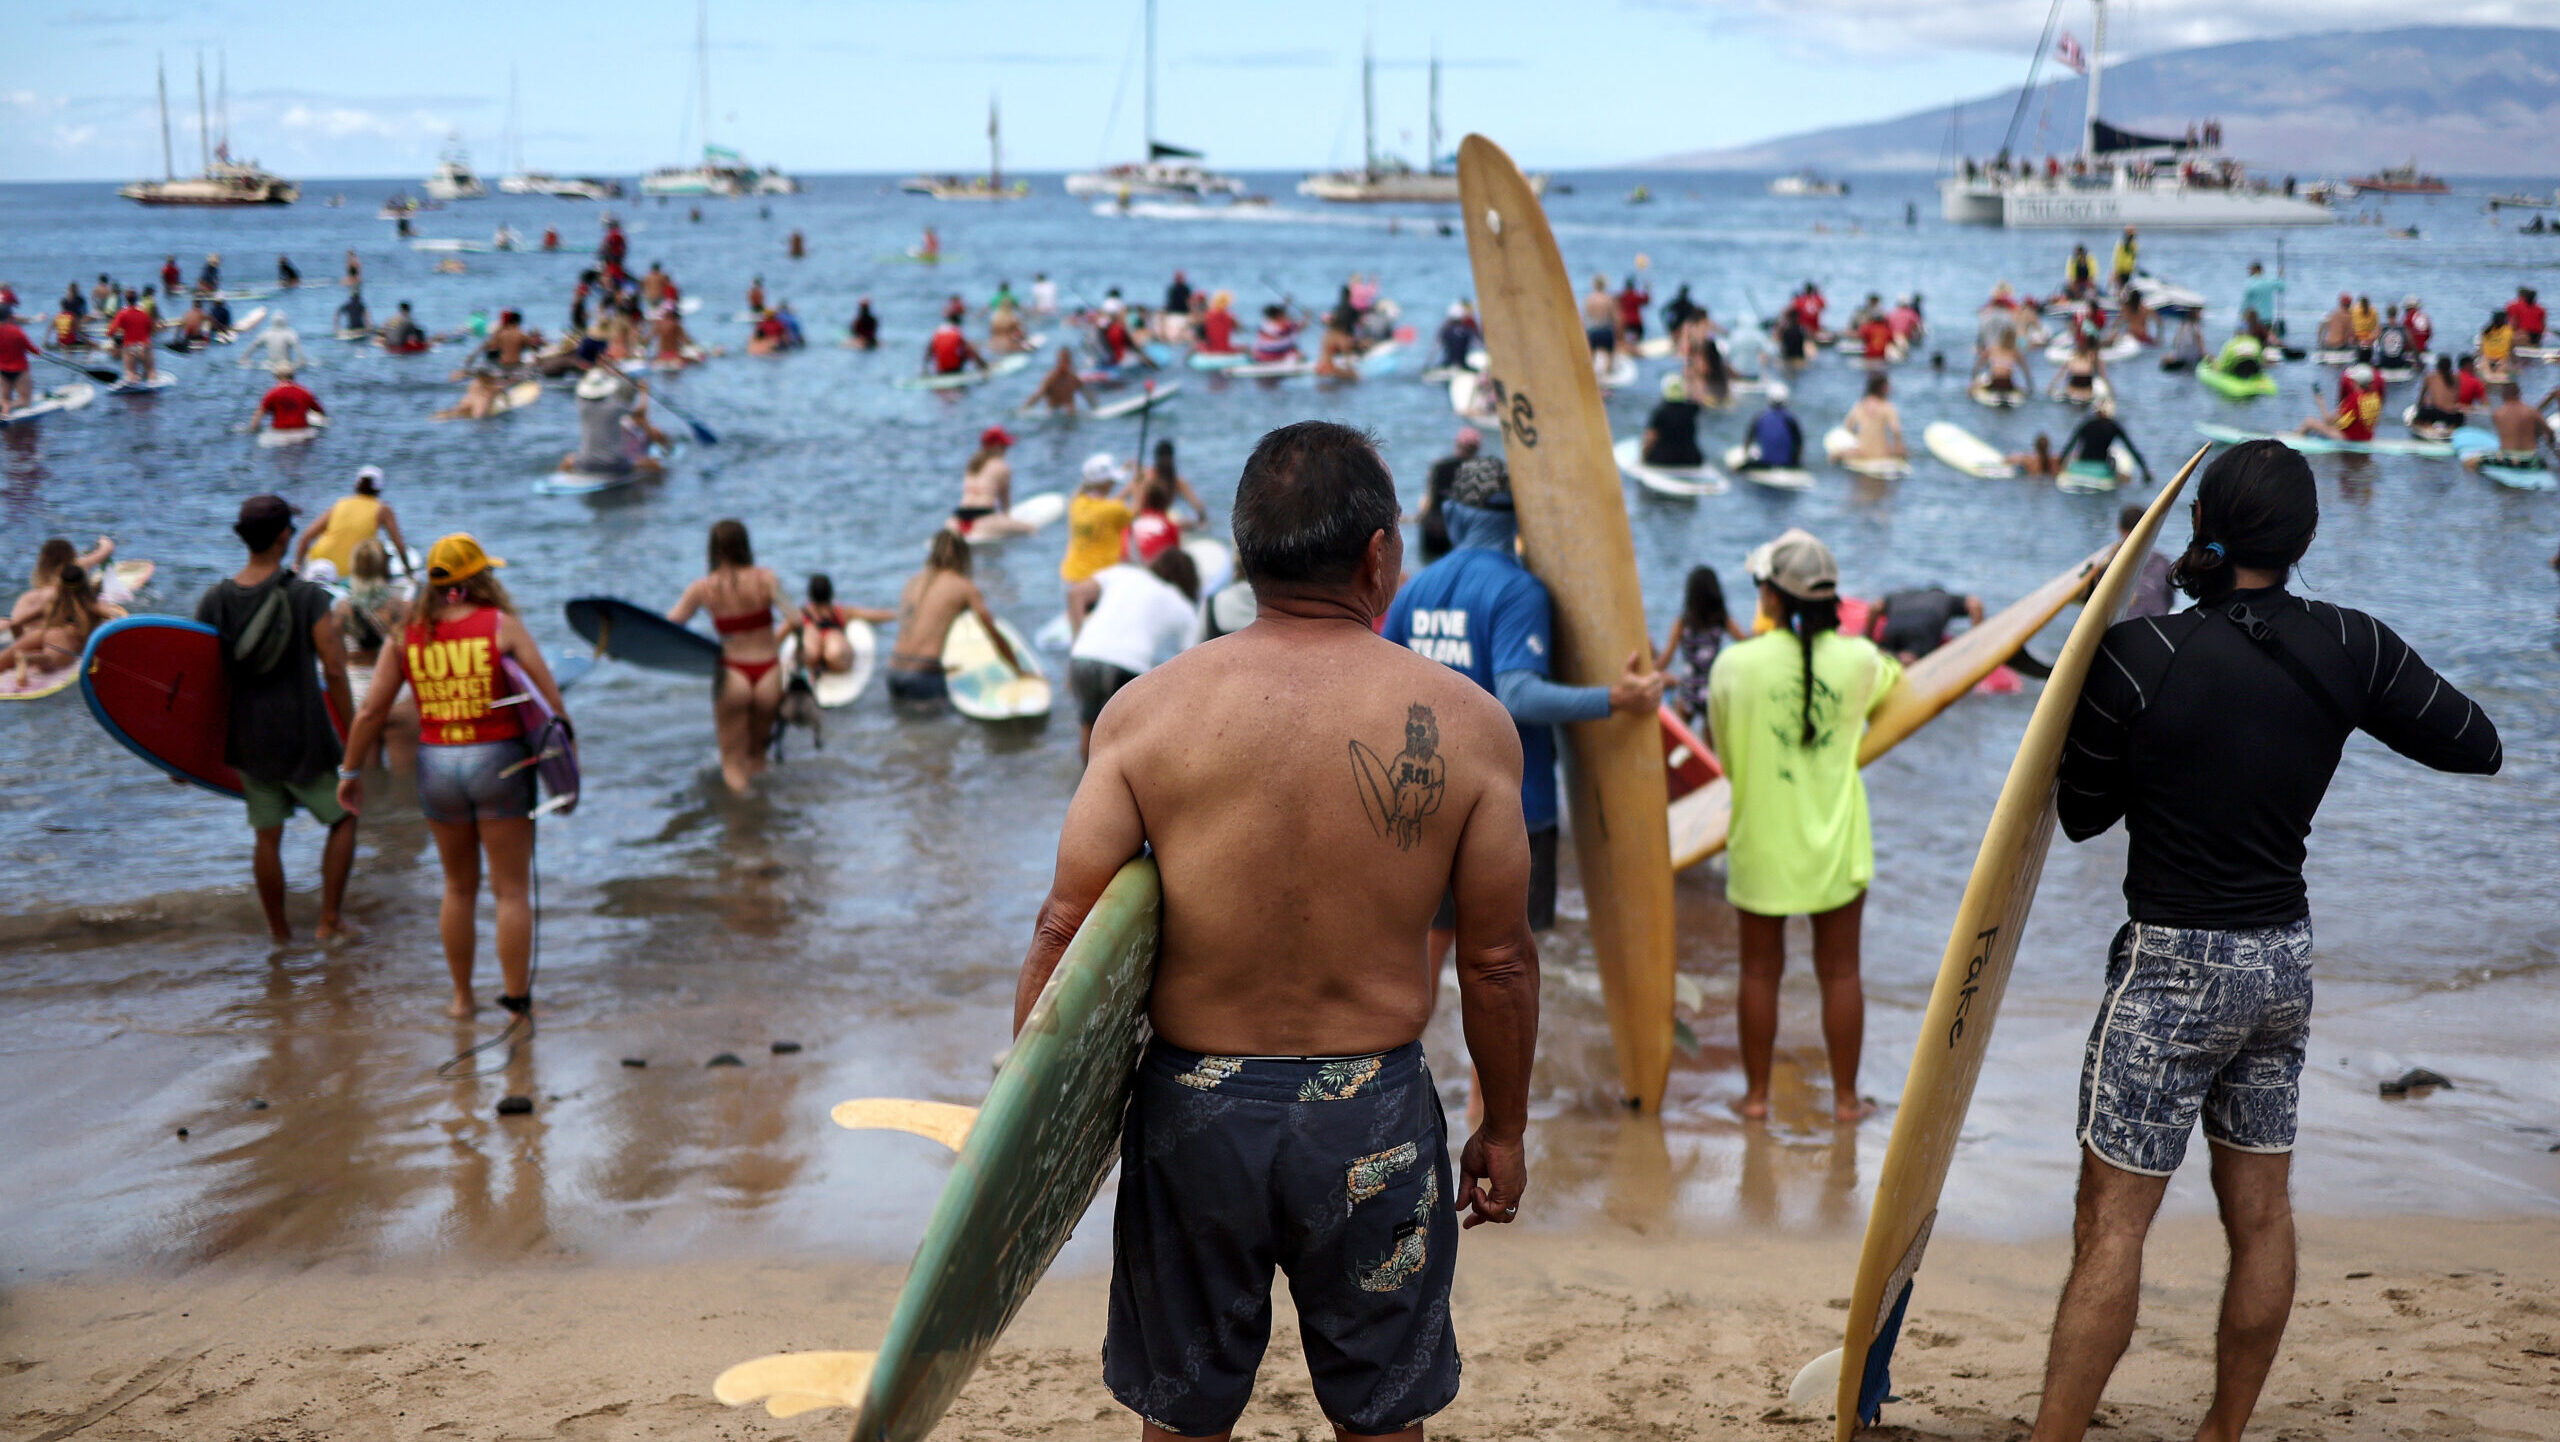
[[1612, 436, 1729, 497], [1823, 425, 1910, 480], [1092, 382, 1181, 419], [1923, 422, 2015, 479], [943, 613, 1050, 721], [1723, 443, 1815, 491], [781, 622, 877, 708]]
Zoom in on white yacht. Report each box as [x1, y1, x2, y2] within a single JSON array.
[[1064, 0, 1243, 199], [424, 139, 486, 201], [1939, 0, 2332, 230], [1767, 170, 1847, 198]]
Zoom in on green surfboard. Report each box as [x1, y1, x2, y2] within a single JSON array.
[[716, 856, 1161, 1439]]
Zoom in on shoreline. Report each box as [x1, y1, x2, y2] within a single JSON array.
[[8, 1212, 2554, 1440]]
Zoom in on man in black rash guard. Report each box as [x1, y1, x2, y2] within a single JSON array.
[[2027, 439, 2502, 1442], [2059, 395, 2153, 487]]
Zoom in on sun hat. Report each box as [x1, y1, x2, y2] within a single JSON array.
[[354, 465, 384, 495], [575, 367, 625, 401], [1080, 452, 1125, 487]]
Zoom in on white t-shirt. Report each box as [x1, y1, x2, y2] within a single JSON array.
[[1071, 564, 1195, 675]]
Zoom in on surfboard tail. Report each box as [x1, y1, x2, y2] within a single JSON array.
[[714, 1349, 878, 1418]]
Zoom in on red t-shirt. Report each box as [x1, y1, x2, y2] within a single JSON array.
[[109, 307, 154, 346], [1793, 294, 1825, 330], [260, 382, 320, 429], [1616, 289, 1648, 329], [928, 327, 967, 373], [2508, 299, 2546, 338], [1100, 319, 1135, 364], [1859, 318, 1895, 359], [1198, 309, 1237, 353], [0, 323, 33, 371], [1128, 509, 1180, 562], [2457, 370, 2486, 406], [403, 607, 522, 747], [755, 314, 786, 341]]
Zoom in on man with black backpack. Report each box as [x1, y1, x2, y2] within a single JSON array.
[[196, 495, 359, 943]]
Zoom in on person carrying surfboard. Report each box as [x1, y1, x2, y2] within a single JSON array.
[[2028, 440, 2503, 1442], [1016, 419, 1540, 1440], [1383, 456, 1663, 969], [1710, 528, 1902, 1123], [197, 495, 360, 945]]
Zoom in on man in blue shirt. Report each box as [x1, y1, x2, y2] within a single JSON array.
[[1738, 381, 1803, 470], [2240, 261, 2285, 340], [1385, 456, 1662, 962]]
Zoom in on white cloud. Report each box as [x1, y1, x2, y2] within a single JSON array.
[[274, 102, 452, 141], [9, 90, 71, 114], [1668, 1, 2550, 58], [52, 124, 99, 150]]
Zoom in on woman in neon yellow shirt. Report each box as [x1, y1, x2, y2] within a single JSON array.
[[1707, 529, 1901, 1123]]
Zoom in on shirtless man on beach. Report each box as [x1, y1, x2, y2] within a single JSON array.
[[1017, 421, 1539, 1441]]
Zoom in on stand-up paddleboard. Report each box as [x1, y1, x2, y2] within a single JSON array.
[[1724, 443, 1816, 491], [1923, 422, 2015, 478], [896, 353, 1033, 391], [105, 373, 177, 395], [1594, 350, 1639, 390], [1824, 425, 1911, 480], [495, 656, 579, 815], [437, 379, 543, 421], [1796, 451, 2201, 1439], [563, 596, 723, 678], [1091, 381, 1181, 419], [2042, 333, 2142, 363], [0, 384, 96, 427], [100, 559, 156, 607], [715, 857, 1161, 1437], [1228, 357, 1314, 379], [1613, 436, 1729, 497], [1449, 369, 1499, 419], [2476, 452, 2557, 491], [943, 613, 1048, 720], [2193, 421, 2453, 458], [0, 660, 79, 699], [1668, 537, 2122, 871], [1346, 340, 1405, 378], [1461, 132, 1678, 1111], [79, 616, 244, 797], [960, 491, 1066, 545], [1968, 381, 2025, 409], [2058, 448, 2135, 493], [1187, 349, 1247, 371], [255, 414, 330, 448], [780, 621, 877, 707]]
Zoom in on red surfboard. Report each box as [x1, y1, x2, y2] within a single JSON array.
[[1661, 705, 1722, 803], [81, 616, 244, 798]]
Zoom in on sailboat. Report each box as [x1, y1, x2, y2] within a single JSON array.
[[1298, 46, 1537, 204], [1063, 0, 1243, 199], [642, 0, 798, 198], [1938, 0, 2329, 229], [120, 53, 297, 206], [908, 99, 1032, 201], [495, 70, 624, 199]]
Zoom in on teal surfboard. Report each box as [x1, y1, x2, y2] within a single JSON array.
[[715, 856, 1163, 1439]]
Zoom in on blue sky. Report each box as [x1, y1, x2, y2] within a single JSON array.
[[4, 1, 2532, 180]]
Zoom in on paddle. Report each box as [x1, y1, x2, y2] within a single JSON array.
[[35, 350, 120, 385], [599, 358, 717, 445]]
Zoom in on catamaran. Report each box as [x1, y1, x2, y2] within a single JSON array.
[[642, 0, 797, 198], [1938, 0, 2331, 229], [120, 53, 297, 207], [1300, 46, 1539, 204], [1063, 0, 1243, 199]]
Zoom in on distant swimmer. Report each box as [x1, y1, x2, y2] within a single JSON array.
[[914, 227, 937, 262], [885, 530, 1024, 706], [1022, 346, 1093, 415], [343, 249, 362, 289], [277, 254, 300, 288]]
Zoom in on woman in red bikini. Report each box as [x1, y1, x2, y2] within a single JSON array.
[[669, 518, 785, 793]]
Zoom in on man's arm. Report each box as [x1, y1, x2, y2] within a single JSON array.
[[311, 601, 356, 738], [2057, 634, 2138, 841], [2347, 612, 2503, 776], [1014, 723, 1147, 1034], [1448, 727, 1537, 1229]]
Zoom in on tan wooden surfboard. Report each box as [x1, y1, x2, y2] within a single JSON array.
[[1668, 540, 2118, 872], [1458, 134, 1677, 1111], [1804, 448, 2205, 1436]]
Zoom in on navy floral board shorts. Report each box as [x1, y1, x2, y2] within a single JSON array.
[[2078, 918, 2314, 1177], [1104, 1039, 1460, 1438]]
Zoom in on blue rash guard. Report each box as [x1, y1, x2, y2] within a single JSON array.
[[1383, 502, 1611, 830]]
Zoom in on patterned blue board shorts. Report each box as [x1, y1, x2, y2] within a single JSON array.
[[1105, 1039, 1459, 1438], [2078, 918, 2314, 1177]]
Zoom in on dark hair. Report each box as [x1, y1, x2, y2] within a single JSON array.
[[1681, 565, 1728, 632], [2169, 440, 2318, 603], [1148, 545, 1200, 603], [926, 529, 971, 576], [807, 573, 835, 605], [1863, 372, 1889, 397], [34, 537, 77, 581], [2435, 354, 2454, 380], [1152, 438, 1176, 470], [708, 518, 754, 570], [1232, 421, 1398, 587], [2117, 502, 2146, 535], [1774, 589, 1841, 746]]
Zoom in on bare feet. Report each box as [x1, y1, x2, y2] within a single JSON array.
[[317, 921, 353, 945], [1734, 1094, 1771, 1122], [447, 991, 477, 1019], [1834, 1096, 1879, 1124]]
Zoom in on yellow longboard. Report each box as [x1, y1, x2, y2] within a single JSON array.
[[1794, 450, 2204, 1435], [1457, 135, 1677, 1111], [1668, 541, 2117, 872]]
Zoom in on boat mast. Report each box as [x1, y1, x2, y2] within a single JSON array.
[[2084, 0, 2105, 160], [218, 51, 228, 159], [194, 53, 209, 174], [156, 56, 173, 181], [1360, 34, 1375, 177], [508, 66, 521, 173], [989, 96, 1002, 187], [697, 0, 712, 161], [1427, 46, 1440, 176]]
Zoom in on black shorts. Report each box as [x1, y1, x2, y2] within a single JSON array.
[[1432, 822, 1557, 932], [885, 666, 947, 703], [1105, 1040, 1459, 1437], [1068, 657, 1138, 726]]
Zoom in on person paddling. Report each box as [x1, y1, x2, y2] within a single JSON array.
[[296, 466, 413, 581], [253, 364, 324, 440]]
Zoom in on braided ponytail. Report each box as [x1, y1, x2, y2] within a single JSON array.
[[1779, 591, 1842, 746]]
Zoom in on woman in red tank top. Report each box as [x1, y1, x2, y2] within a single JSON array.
[[669, 517, 784, 793], [336, 534, 574, 1020]]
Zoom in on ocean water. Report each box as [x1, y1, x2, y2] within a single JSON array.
[[0, 170, 2552, 1273]]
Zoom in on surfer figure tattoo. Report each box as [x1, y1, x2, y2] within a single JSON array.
[[1350, 704, 1447, 851]]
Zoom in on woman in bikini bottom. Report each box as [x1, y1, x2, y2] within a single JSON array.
[[669, 518, 786, 793]]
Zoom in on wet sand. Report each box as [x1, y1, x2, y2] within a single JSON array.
[[10, 1213, 2555, 1440]]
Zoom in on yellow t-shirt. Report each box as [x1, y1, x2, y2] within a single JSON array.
[[1707, 628, 1902, 916], [306, 494, 382, 573], [1061, 495, 1133, 582]]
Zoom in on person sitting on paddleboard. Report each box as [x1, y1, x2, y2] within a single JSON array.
[[1713, 528, 1901, 1123], [1017, 420, 1539, 1440], [8, 535, 114, 641], [1247, 303, 1302, 363], [847, 296, 879, 350], [919, 316, 986, 378], [1738, 381, 1803, 470], [562, 368, 665, 481], [2297, 363, 2380, 443], [949, 426, 1034, 540], [2463, 382, 2548, 476], [787, 574, 893, 680], [670, 519, 786, 793], [1193, 290, 1241, 355], [2061, 396, 2154, 486], [2053, 334, 2109, 404], [2030, 439, 2502, 1442], [1384, 455, 1663, 970], [2350, 294, 2381, 358], [2373, 304, 2414, 373], [2314, 293, 2354, 353], [2401, 293, 2432, 354], [885, 530, 1024, 706], [297, 467, 412, 582], [2411, 354, 2467, 432], [380, 301, 424, 352], [0, 561, 119, 688], [1641, 372, 1706, 467], [1434, 300, 1480, 371], [338, 534, 573, 1019], [254, 364, 323, 439], [1657, 563, 1744, 734]]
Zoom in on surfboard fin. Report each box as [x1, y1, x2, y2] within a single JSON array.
[[1785, 1346, 1840, 1416], [713, 1349, 876, 1418], [830, 1098, 979, 1151]]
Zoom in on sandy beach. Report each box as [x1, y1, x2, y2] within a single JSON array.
[[10, 1213, 2556, 1440]]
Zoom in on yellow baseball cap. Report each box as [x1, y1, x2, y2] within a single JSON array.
[[426, 533, 505, 584]]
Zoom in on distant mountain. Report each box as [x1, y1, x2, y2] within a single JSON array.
[[1651, 27, 2560, 177]]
